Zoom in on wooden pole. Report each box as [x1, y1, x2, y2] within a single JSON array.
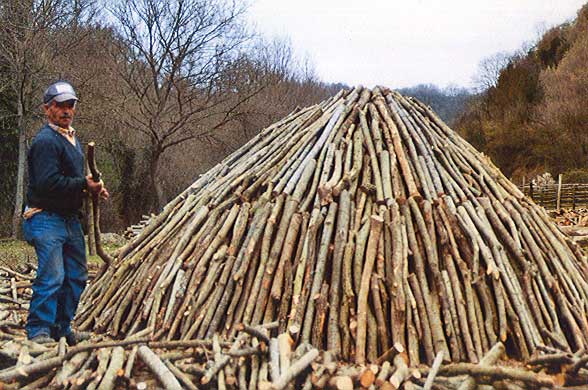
[[85, 161, 96, 256], [86, 194, 96, 256], [87, 142, 112, 266], [557, 174, 562, 211]]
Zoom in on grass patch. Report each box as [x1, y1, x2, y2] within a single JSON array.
[[0, 238, 122, 269], [88, 243, 122, 266], [0, 239, 36, 269]]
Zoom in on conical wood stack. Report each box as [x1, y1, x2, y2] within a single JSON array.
[[77, 86, 588, 366]]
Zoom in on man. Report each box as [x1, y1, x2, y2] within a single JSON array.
[[22, 81, 109, 345]]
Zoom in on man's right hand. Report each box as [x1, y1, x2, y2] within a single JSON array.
[[86, 175, 103, 195]]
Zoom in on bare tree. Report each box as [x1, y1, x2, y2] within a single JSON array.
[[108, 0, 263, 209], [472, 51, 512, 92], [0, 0, 95, 238]]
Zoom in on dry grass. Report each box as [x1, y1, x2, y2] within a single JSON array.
[[0, 239, 121, 270]]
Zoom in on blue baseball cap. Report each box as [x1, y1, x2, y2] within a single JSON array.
[[43, 81, 78, 104]]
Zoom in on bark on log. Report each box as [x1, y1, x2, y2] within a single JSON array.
[[137, 345, 183, 390]]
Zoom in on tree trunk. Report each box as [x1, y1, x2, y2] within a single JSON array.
[[119, 148, 136, 226], [149, 146, 165, 211], [11, 101, 26, 239]]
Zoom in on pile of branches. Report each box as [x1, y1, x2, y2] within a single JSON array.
[[0, 264, 586, 388], [0, 265, 34, 341], [78, 86, 588, 367], [123, 214, 155, 240], [552, 208, 588, 227], [1, 324, 587, 389]]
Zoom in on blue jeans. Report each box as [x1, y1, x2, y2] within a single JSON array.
[[23, 211, 87, 339]]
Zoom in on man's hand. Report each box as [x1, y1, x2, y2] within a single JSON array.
[[99, 187, 110, 201], [86, 175, 103, 195]]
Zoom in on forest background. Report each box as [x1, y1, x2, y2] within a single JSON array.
[[1, 0, 587, 237]]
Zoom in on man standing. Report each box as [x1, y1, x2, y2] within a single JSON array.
[[23, 81, 108, 345]]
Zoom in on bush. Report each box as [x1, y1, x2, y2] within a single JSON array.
[[563, 168, 588, 183]]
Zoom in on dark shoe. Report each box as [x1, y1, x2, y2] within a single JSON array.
[[65, 330, 92, 346], [30, 333, 54, 344]]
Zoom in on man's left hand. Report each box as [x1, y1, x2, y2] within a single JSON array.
[[99, 187, 110, 201]]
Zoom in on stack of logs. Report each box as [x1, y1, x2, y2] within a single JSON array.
[[0, 266, 33, 332], [74, 87, 588, 373], [123, 214, 156, 240], [1, 242, 588, 386], [552, 208, 588, 227], [1, 320, 587, 389]]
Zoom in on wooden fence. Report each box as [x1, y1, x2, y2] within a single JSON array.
[[519, 182, 588, 210]]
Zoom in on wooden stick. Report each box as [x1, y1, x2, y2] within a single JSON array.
[[86, 348, 111, 390], [137, 345, 183, 390], [87, 141, 113, 266], [53, 351, 90, 387], [356, 214, 384, 364], [270, 338, 281, 382], [124, 345, 138, 380], [164, 360, 199, 390], [271, 348, 319, 390], [389, 353, 410, 389], [97, 346, 124, 390], [277, 333, 293, 377], [435, 362, 554, 387], [423, 350, 444, 390]]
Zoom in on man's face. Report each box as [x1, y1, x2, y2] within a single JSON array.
[[44, 100, 76, 128]]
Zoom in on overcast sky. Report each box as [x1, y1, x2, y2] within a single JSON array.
[[246, 0, 586, 89]]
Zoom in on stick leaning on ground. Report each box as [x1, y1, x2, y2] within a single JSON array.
[[87, 142, 112, 266]]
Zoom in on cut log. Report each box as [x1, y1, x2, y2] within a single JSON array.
[[137, 345, 182, 390]]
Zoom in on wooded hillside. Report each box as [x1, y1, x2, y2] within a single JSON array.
[[455, 3, 588, 182]]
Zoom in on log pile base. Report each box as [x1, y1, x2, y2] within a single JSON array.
[[1, 329, 587, 390]]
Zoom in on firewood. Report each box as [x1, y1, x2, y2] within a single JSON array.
[[271, 348, 319, 390], [270, 337, 281, 382], [433, 362, 555, 387], [423, 350, 444, 390], [359, 366, 376, 387], [0, 355, 64, 382], [97, 346, 124, 390], [53, 351, 90, 387], [164, 359, 199, 390], [356, 214, 383, 364], [249, 338, 261, 390], [389, 353, 410, 389], [458, 342, 505, 390], [137, 345, 182, 390], [327, 375, 353, 390], [57, 86, 588, 388], [67, 351, 97, 388], [86, 348, 111, 390], [237, 323, 270, 344], [18, 375, 53, 390], [278, 333, 293, 376]]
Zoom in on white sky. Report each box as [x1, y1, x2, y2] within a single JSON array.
[[246, 0, 586, 89]]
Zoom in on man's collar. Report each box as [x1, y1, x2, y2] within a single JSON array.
[[48, 123, 76, 137]]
